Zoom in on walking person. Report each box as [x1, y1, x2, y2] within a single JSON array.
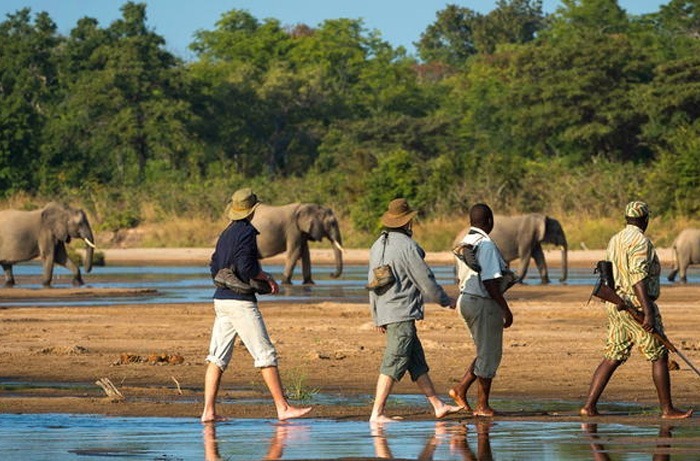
[[449, 203, 514, 417], [201, 188, 312, 422], [580, 201, 692, 419], [367, 198, 461, 423]]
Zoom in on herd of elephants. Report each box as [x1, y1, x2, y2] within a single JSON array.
[[0, 201, 697, 288]]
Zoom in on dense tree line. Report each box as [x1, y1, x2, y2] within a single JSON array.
[[0, 0, 697, 234]]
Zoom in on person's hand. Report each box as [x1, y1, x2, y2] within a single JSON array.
[[375, 326, 387, 334], [642, 314, 655, 333], [502, 308, 513, 329], [268, 278, 279, 295], [447, 297, 457, 310]]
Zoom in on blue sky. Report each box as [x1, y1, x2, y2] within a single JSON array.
[[2, 1, 669, 59]]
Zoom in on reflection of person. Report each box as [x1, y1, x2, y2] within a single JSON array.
[[580, 201, 692, 420], [582, 422, 674, 461], [203, 420, 309, 461], [368, 198, 460, 423], [264, 423, 310, 460], [202, 423, 221, 461], [449, 421, 493, 461], [371, 421, 481, 460], [450, 204, 513, 417], [201, 188, 312, 423]]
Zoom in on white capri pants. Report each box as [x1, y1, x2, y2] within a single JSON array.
[[206, 299, 278, 371]]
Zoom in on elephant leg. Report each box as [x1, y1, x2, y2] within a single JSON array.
[[2, 264, 15, 287], [42, 258, 55, 288], [516, 248, 532, 283], [300, 240, 314, 285], [56, 248, 84, 287], [667, 267, 678, 282], [282, 243, 302, 285], [531, 244, 550, 284], [679, 261, 688, 284]]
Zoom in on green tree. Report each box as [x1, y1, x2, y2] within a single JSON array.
[[646, 122, 700, 216], [476, 0, 546, 54], [0, 9, 59, 195], [416, 5, 481, 66], [41, 2, 198, 190]]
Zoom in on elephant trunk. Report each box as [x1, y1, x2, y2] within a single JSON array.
[[559, 244, 568, 282], [330, 240, 344, 279]]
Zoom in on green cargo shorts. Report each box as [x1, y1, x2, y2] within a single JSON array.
[[379, 320, 429, 382]]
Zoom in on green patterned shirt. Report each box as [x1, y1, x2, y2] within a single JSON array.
[[606, 224, 660, 305]]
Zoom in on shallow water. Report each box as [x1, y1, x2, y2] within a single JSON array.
[[3, 262, 698, 307], [0, 413, 698, 460]]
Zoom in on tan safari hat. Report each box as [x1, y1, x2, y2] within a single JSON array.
[[226, 188, 261, 221], [381, 198, 418, 228]]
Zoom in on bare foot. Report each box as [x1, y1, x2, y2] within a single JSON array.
[[277, 405, 313, 421], [435, 403, 463, 419], [579, 407, 599, 417], [448, 388, 472, 412], [473, 407, 497, 417], [662, 408, 693, 420], [201, 414, 229, 423], [369, 414, 403, 423]]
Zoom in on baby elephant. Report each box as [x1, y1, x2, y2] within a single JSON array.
[[667, 228, 700, 283]]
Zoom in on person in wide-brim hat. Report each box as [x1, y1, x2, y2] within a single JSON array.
[[381, 198, 418, 228], [226, 188, 261, 221]]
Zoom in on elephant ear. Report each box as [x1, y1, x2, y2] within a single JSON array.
[[296, 204, 324, 241], [532, 214, 547, 242], [41, 203, 69, 242]]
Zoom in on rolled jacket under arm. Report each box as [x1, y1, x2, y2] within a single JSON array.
[[369, 231, 450, 326], [210, 219, 262, 301]]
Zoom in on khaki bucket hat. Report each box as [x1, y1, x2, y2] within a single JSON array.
[[381, 198, 418, 228], [226, 188, 261, 220]]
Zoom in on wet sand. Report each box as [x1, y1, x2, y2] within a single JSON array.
[[0, 249, 697, 426]]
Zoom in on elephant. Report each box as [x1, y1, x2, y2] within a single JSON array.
[[0, 202, 96, 287], [454, 213, 568, 284], [667, 228, 700, 283], [250, 203, 344, 285]]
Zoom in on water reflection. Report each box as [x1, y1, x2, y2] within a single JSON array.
[[371, 421, 493, 461], [6, 262, 695, 307], [1, 414, 699, 460], [582, 423, 675, 461], [203, 421, 310, 461]]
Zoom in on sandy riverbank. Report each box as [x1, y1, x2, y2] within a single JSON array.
[[0, 249, 697, 424]]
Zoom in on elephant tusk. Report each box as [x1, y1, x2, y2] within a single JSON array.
[[84, 238, 97, 249], [333, 240, 345, 253]]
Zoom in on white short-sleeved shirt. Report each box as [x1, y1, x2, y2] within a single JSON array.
[[458, 227, 507, 298]]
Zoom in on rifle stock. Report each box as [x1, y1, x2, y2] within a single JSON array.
[[591, 283, 677, 352]]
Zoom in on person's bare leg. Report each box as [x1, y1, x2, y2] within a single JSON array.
[[260, 366, 312, 421], [201, 363, 228, 423], [370, 374, 399, 423], [652, 355, 693, 420], [415, 373, 462, 419], [449, 358, 476, 411], [580, 359, 621, 417], [473, 377, 495, 417]]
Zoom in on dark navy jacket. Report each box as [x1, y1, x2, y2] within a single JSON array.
[[210, 219, 262, 301]]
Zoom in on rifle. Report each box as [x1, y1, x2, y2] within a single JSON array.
[[587, 261, 700, 378]]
